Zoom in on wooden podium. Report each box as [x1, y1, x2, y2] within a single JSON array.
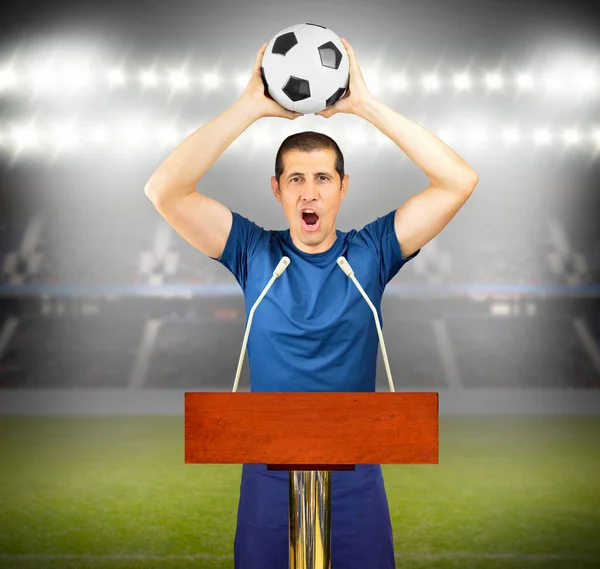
[[185, 392, 438, 568]]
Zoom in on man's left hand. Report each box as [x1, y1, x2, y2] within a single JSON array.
[[315, 38, 373, 118]]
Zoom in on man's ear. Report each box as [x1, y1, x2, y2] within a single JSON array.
[[271, 176, 282, 203], [340, 174, 349, 200]]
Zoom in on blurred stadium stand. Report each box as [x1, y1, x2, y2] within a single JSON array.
[[0, 203, 599, 414]]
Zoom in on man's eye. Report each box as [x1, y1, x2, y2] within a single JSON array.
[[290, 176, 328, 182]]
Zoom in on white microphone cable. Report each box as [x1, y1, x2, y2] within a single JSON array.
[[336, 256, 396, 393], [232, 256, 291, 393]]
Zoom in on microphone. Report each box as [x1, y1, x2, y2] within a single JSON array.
[[336, 256, 396, 393], [232, 256, 291, 392]]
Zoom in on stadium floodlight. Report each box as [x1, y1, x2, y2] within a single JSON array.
[[121, 122, 148, 146], [422, 73, 441, 92], [158, 125, 180, 145], [501, 126, 522, 145], [90, 124, 110, 145], [61, 63, 94, 91], [29, 65, 56, 93], [543, 72, 560, 92], [534, 128, 552, 145], [562, 129, 581, 146], [470, 126, 489, 144], [346, 124, 368, 146], [389, 73, 408, 92], [485, 72, 503, 90], [250, 126, 271, 146], [140, 69, 159, 88], [363, 69, 384, 96], [234, 72, 248, 90], [202, 72, 222, 89], [168, 69, 191, 91], [11, 123, 39, 150], [107, 68, 127, 87], [453, 73, 472, 91], [515, 72, 534, 90], [51, 123, 79, 149], [0, 67, 18, 91], [575, 69, 598, 94]]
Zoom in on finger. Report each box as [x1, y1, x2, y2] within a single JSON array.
[[340, 38, 353, 56], [341, 38, 358, 67], [254, 42, 267, 73]]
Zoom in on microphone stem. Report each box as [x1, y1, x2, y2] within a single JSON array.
[[349, 274, 396, 393], [232, 273, 277, 393]]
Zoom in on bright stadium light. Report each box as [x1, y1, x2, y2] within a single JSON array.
[[501, 126, 522, 145], [534, 128, 552, 145], [470, 126, 489, 144], [121, 121, 149, 145], [422, 73, 441, 92], [562, 128, 582, 146], [50, 123, 79, 149], [90, 124, 110, 145], [107, 68, 127, 87], [250, 126, 270, 146], [543, 72, 561, 92], [139, 69, 159, 88], [202, 72, 222, 89], [515, 72, 534, 90], [453, 73, 472, 91], [11, 123, 40, 150], [168, 69, 191, 91], [574, 69, 599, 94], [0, 67, 18, 91], [61, 62, 94, 91], [157, 124, 180, 145], [346, 124, 368, 146], [234, 72, 248, 90], [389, 73, 408, 92], [29, 65, 56, 93], [363, 69, 384, 96], [485, 72, 504, 90]]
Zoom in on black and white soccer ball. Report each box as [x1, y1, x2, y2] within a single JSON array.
[[261, 23, 350, 114]]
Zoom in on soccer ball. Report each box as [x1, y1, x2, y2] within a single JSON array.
[[261, 23, 350, 114]]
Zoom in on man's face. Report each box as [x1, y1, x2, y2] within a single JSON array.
[[271, 148, 348, 253]]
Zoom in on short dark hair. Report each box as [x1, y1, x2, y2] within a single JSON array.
[[274, 131, 345, 185]]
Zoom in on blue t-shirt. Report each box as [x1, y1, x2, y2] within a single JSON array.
[[213, 209, 419, 393]]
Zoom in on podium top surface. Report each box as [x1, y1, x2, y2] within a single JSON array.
[[185, 392, 438, 466]]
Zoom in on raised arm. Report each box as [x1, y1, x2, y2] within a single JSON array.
[[144, 43, 302, 259]]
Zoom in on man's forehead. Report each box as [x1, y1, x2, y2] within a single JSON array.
[[283, 149, 335, 175]]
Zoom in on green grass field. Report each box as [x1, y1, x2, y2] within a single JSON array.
[[0, 415, 599, 569]]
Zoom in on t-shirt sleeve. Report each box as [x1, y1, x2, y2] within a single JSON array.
[[358, 208, 420, 290], [210, 211, 266, 290]]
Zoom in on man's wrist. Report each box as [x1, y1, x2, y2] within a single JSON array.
[[235, 95, 266, 123], [353, 94, 383, 120]]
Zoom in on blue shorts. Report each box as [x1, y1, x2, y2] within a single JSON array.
[[233, 464, 396, 569]]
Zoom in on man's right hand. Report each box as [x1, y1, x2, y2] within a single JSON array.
[[240, 43, 303, 120]]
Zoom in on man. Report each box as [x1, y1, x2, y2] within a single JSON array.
[[145, 38, 478, 569]]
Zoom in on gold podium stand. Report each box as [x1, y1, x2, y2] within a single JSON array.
[[185, 392, 439, 568]]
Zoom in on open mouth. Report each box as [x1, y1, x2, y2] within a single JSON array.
[[301, 209, 321, 233]]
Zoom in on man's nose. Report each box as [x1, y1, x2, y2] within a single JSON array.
[[301, 183, 319, 200]]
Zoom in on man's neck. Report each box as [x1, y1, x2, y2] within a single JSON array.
[[290, 229, 337, 255]]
